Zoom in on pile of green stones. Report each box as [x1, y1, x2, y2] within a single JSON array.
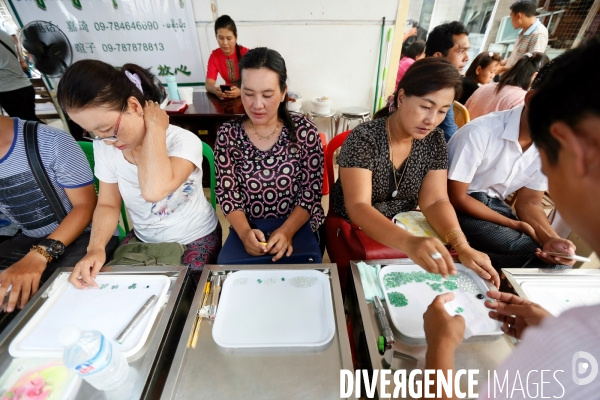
[[383, 271, 475, 308]]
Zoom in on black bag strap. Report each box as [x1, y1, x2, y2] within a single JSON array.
[[24, 121, 67, 223], [0, 39, 18, 60]]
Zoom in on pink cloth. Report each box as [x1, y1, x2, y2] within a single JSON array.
[[465, 82, 527, 120], [395, 57, 415, 89]]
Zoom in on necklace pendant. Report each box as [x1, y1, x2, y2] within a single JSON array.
[[392, 190, 398, 198]]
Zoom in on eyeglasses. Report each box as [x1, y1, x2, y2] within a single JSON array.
[[82, 103, 126, 142]]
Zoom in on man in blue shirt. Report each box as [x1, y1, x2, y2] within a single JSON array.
[[426, 21, 471, 141]]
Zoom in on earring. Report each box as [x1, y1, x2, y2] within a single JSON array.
[[140, 112, 144, 116]]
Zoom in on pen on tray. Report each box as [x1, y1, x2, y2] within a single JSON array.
[[115, 294, 158, 344], [187, 281, 210, 347], [373, 296, 395, 350], [209, 275, 222, 320], [191, 279, 212, 348]]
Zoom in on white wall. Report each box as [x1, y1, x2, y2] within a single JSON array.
[[191, 0, 400, 132]]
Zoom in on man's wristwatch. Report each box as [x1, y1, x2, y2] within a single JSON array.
[[33, 238, 66, 261]]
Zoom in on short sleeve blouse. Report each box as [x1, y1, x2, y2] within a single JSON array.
[[206, 46, 250, 86], [215, 114, 325, 231], [331, 117, 448, 220]]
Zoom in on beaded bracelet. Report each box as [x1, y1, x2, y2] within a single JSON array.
[[445, 229, 466, 244]]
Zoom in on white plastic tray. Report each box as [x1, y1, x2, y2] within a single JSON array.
[[521, 281, 600, 317], [378, 264, 502, 339], [10, 274, 170, 358], [212, 270, 335, 348]]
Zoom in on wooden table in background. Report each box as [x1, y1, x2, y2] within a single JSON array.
[[168, 91, 245, 185]]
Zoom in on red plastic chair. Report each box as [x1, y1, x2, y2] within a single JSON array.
[[323, 130, 351, 292], [325, 130, 351, 208], [319, 133, 329, 195]]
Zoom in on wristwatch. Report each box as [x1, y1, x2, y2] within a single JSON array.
[[36, 238, 66, 260]]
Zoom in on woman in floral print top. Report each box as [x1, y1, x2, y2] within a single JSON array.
[[215, 48, 324, 261]]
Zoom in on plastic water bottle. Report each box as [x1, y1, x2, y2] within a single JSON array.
[[59, 326, 130, 392], [166, 75, 180, 100]]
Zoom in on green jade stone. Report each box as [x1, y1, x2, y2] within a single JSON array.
[[455, 307, 464, 314], [388, 292, 409, 307], [383, 271, 445, 290], [426, 282, 443, 292], [257, 279, 262, 284], [443, 281, 458, 291]]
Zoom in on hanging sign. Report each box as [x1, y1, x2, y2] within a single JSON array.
[[7, 0, 205, 85]]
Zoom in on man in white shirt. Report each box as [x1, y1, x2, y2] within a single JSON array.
[[447, 62, 575, 270], [422, 37, 600, 400]]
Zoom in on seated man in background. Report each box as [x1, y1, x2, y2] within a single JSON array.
[[425, 21, 471, 141], [0, 116, 118, 315], [423, 36, 600, 400], [447, 61, 575, 270]]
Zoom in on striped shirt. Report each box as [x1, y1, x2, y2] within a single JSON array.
[[506, 19, 549, 69], [480, 304, 600, 399], [0, 118, 93, 237]]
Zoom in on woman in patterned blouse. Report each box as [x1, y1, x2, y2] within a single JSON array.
[[215, 48, 324, 262], [331, 58, 499, 286]]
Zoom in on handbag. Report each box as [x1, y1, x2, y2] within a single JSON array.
[[325, 211, 408, 267], [324, 212, 407, 294], [217, 218, 322, 264], [106, 237, 185, 266]]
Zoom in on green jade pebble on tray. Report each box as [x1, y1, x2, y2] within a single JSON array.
[[383, 271, 480, 294], [443, 281, 458, 291], [426, 282, 443, 292], [383, 271, 444, 290], [388, 292, 408, 307]]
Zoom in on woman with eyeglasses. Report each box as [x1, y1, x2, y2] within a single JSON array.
[[57, 60, 220, 287]]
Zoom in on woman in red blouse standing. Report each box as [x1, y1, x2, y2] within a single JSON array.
[[205, 15, 249, 99]]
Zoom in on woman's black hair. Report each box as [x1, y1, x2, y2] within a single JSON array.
[[374, 57, 462, 119], [496, 52, 549, 93], [238, 47, 297, 140], [215, 14, 242, 85], [57, 60, 165, 112], [465, 51, 502, 80], [401, 37, 426, 60]]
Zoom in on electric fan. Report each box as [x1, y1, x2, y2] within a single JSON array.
[[19, 20, 72, 77]]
